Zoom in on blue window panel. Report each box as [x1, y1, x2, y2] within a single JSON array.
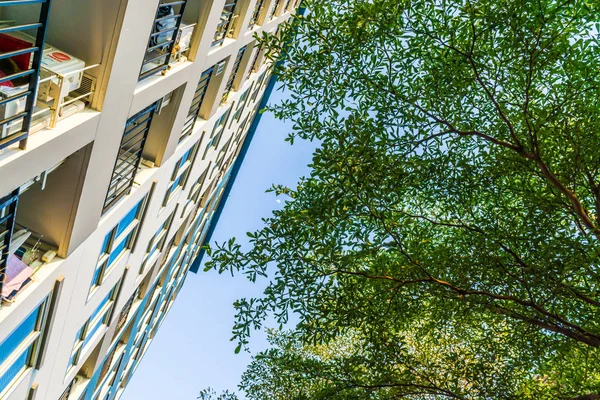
[[169, 175, 183, 197], [100, 232, 112, 254], [216, 113, 226, 127], [115, 202, 141, 238], [0, 346, 31, 394], [88, 290, 113, 324], [0, 307, 39, 366], [82, 317, 104, 350], [74, 326, 84, 341], [91, 265, 103, 287], [107, 232, 132, 266], [179, 150, 192, 168], [68, 350, 78, 367]]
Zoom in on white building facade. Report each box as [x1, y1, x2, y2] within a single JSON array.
[[0, 0, 301, 399]]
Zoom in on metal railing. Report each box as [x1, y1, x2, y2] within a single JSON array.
[[115, 286, 140, 334], [180, 66, 214, 142], [248, 0, 265, 29], [103, 102, 158, 214], [269, 0, 282, 19], [247, 45, 261, 79], [139, 0, 189, 81], [212, 0, 238, 47]]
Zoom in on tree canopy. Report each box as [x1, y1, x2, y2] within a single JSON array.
[[204, 0, 600, 398]]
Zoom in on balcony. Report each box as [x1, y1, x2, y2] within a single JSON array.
[[103, 103, 159, 214], [212, 0, 239, 47], [139, 1, 189, 81], [221, 46, 246, 104], [269, 0, 282, 20], [0, 0, 126, 155], [180, 65, 214, 142], [248, 0, 265, 30], [0, 156, 81, 303]]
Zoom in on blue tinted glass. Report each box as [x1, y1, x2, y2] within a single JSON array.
[[74, 326, 84, 341], [90, 265, 103, 287], [170, 176, 183, 194], [0, 307, 39, 366], [0, 345, 31, 393], [179, 150, 191, 168], [68, 351, 77, 367], [82, 317, 104, 349], [100, 230, 112, 254], [116, 201, 141, 238], [107, 232, 131, 266], [88, 289, 113, 324]]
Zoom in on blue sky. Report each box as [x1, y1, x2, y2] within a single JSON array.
[[123, 87, 316, 400]]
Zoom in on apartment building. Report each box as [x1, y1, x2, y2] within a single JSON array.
[[0, 0, 301, 399]]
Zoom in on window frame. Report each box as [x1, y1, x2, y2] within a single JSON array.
[[91, 197, 148, 291], [69, 283, 120, 371], [0, 297, 51, 397], [140, 210, 176, 275]]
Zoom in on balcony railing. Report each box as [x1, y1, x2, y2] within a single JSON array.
[[0, 187, 59, 303], [212, 0, 238, 47], [284, 0, 293, 12], [139, 0, 189, 81], [248, 0, 265, 29], [180, 66, 214, 142], [269, 0, 282, 19], [0, 0, 51, 152], [115, 286, 140, 334], [103, 102, 159, 214], [221, 46, 246, 104], [247, 46, 261, 79]]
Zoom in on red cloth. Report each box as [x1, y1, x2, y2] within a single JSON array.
[[0, 33, 33, 88], [0, 33, 32, 71], [0, 70, 14, 88]]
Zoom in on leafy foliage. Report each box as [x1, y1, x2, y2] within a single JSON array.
[[204, 0, 600, 398]]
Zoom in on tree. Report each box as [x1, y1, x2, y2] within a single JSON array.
[[204, 0, 600, 398]]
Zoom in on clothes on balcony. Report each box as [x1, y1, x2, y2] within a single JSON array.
[[2, 254, 33, 300], [152, 6, 176, 50]]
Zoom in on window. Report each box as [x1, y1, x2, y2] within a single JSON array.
[[104, 103, 158, 214], [216, 136, 233, 170], [92, 197, 147, 290], [250, 71, 267, 102], [188, 164, 210, 205], [213, 0, 239, 47], [181, 67, 214, 142], [203, 108, 232, 159], [164, 142, 199, 205], [221, 47, 247, 104], [139, 1, 189, 81], [248, 0, 265, 29], [231, 88, 251, 123], [140, 210, 176, 274], [115, 287, 140, 336], [0, 298, 50, 395], [70, 284, 119, 370], [284, 0, 294, 12]]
